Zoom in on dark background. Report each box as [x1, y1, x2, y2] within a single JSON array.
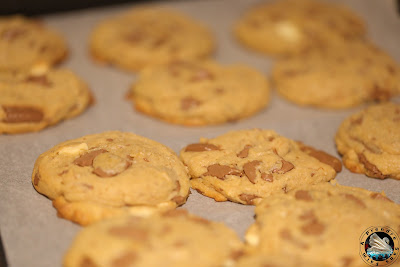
[[0, 0, 159, 16]]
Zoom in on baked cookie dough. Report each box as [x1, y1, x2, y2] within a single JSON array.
[[0, 16, 67, 71], [244, 183, 400, 267], [90, 7, 214, 72], [128, 60, 270, 126], [64, 209, 243, 267], [32, 131, 190, 225], [335, 102, 400, 180], [234, 0, 365, 56], [272, 42, 400, 109], [236, 253, 326, 267], [180, 129, 341, 205], [0, 68, 92, 134]]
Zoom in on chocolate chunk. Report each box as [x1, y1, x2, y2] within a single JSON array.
[[73, 149, 106, 167], [79, 256, 98, 267], [295, 190, 313, 201], [109, 226, 148, 242], [301, 218, 325, 236], [370, 193, 393, 202], [24, 75, 52, 87], [181, 97, 201, 110], [343, 194, 366, 208], [33, 173, 40, 186], [279, 228, 309, 249], [237, 145, 252, 158], [261, 172, 273, 182], [298, 142, 342, 172], [111, 252, 137, 267], [340, 257, 354, 267], [357, 153, 388, 179], [273, 160, 294, 174], [243, 160, 261, 184], [184, 143, 219, 152], [1, 28, 27, 41], [239, 193, 259, 204], [370, 85, 392, 101], [203, 164, 242, 179], [171, 195, 186, 205], [2, 106, 44, 123]]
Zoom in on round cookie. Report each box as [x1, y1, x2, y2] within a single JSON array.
[[180, 129, 341, 205], [128, 60, 270, 126], [0, 68, 92, 134], [244, 183, 400, 267], [335, 102, 400, 179], [90, 7, 214, 72], [272, 42, 400, 109], [64, 209, 243, 267], [234, 0, 366, 56], [32, 131, 190, 225], [0, 16, 67, 71]]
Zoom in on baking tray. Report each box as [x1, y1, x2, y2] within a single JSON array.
[[0, 0, 399, 266]]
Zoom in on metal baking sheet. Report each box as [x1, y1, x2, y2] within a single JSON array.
[[0, 0, 399, 266]]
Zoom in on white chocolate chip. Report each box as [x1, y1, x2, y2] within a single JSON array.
[[30, 62, 50, 76], [275, 21, 301, 41], [245, 233, 260, 246], [59, 143, 88, 155]]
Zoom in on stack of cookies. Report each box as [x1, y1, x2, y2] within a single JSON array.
[[0, 16, 93, 134], [1, 0, 399, 266]]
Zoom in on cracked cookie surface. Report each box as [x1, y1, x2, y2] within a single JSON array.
[[335, 102, 400, 179], [244, 183, 400, 267], [128, 60, 270, 126], [64, 209, 243, 267], [32, 131, 190, 225], [234, 0, 365, 56], [180, 129, 340, 205], [0, 16, 67, 71], [90, 7, 214, 72], [272, 42, 400, 109], [0, 68, 92, 134]]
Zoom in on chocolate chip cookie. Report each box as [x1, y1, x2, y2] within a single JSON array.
[[245, 183, 400, 267], [335, 102, 400, 180], [180, 129, 341, 205], [234, 0, 365, 56], [0, 68, 92, 134], [127, 60, 270, 126], [272, 42, 400, 108], [0, 16, 67, 71], [32, 131, 190, 225], [90, 7, 214, 72], [64, 209, 243, 267]]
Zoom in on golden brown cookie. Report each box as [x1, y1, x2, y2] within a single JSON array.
[[180, 129, 341, 205], [335, 102, 400, 180], [0, 68, 92, 134], [245, 183, 400, 267], [32, 131, 190, 225], [272, 42, 400, 109], [234, 0, 366, 56], [127, 60, 270, 126], [64, 210, 243, 267], [90, 7, 214, 72], [0, 16, 67, 71]]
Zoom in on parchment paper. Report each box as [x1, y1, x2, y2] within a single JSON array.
[[1, 0, 399, 266]]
